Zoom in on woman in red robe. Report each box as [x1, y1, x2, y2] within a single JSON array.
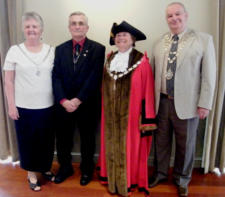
[[99, 21, 157, 196]]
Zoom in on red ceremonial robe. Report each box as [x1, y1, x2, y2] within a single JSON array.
[[99, 49, 156, 196]]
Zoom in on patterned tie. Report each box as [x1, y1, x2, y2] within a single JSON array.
[[73, 43, 81, 64], [166, 34, 179, 97]]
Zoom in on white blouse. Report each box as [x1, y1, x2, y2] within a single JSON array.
[[4, 43, 55, 109], [109, 47, 133, 73]]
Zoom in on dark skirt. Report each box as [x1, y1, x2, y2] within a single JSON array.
[[15, 106, 55, 172]]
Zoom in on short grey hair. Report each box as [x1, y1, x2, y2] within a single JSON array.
[[69, 11, 88, 25], [167, 2, 187, 13], [22, 11, 44, 30]]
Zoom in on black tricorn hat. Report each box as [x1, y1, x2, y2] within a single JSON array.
[[110, 21, 146, 45]]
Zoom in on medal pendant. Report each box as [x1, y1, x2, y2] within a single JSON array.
[[165, 68, 173, 80]]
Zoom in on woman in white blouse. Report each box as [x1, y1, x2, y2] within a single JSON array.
[[4, 12, 55, 191]]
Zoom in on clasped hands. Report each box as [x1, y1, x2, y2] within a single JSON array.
[[62, 98, 82, 113]]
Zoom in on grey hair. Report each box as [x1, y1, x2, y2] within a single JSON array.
[[167, 2, 187, 13], [69, 11, 88, 25], [22, 11, 44, 30]]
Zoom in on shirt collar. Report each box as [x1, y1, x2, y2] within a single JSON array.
[[169, 28, 187, 40], [72, 37, 86, 48]]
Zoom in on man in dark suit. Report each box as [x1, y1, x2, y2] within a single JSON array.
[[52, 11, 105, 185]]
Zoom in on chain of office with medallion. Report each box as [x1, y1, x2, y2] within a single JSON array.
[[163, 33, 192, 80]]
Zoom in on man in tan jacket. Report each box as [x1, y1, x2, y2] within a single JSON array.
[[149, 2, 216, 196]]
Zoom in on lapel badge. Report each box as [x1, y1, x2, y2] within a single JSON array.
[[83, 50, 88, 56]]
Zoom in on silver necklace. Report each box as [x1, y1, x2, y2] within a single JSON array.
[[17, 44, 51, 76]]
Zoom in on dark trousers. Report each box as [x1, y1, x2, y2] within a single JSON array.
[[155, 95, 199, 187], [54, 99, 100, 175]]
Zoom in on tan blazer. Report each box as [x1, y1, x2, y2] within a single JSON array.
[[152, 29, 216, 119]]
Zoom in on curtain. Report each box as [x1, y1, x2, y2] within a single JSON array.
[[0, 0, 24, 161], [202, 0, 225, 174]]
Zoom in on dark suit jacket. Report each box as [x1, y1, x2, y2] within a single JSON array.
[[52, 38, 105, 105]]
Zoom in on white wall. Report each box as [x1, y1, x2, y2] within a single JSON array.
[[24, 0, 216, 57], [22, 0, 217, 163]]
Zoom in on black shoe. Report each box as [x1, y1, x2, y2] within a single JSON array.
[[42, 171, 55, 182], [172, 178, 180, 186], [80, 174, 92, 186], [54, 167, 74, 184], [148, 176, 167, 188], [178, 186, 188, 196], [28, 178, 41, 191]]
